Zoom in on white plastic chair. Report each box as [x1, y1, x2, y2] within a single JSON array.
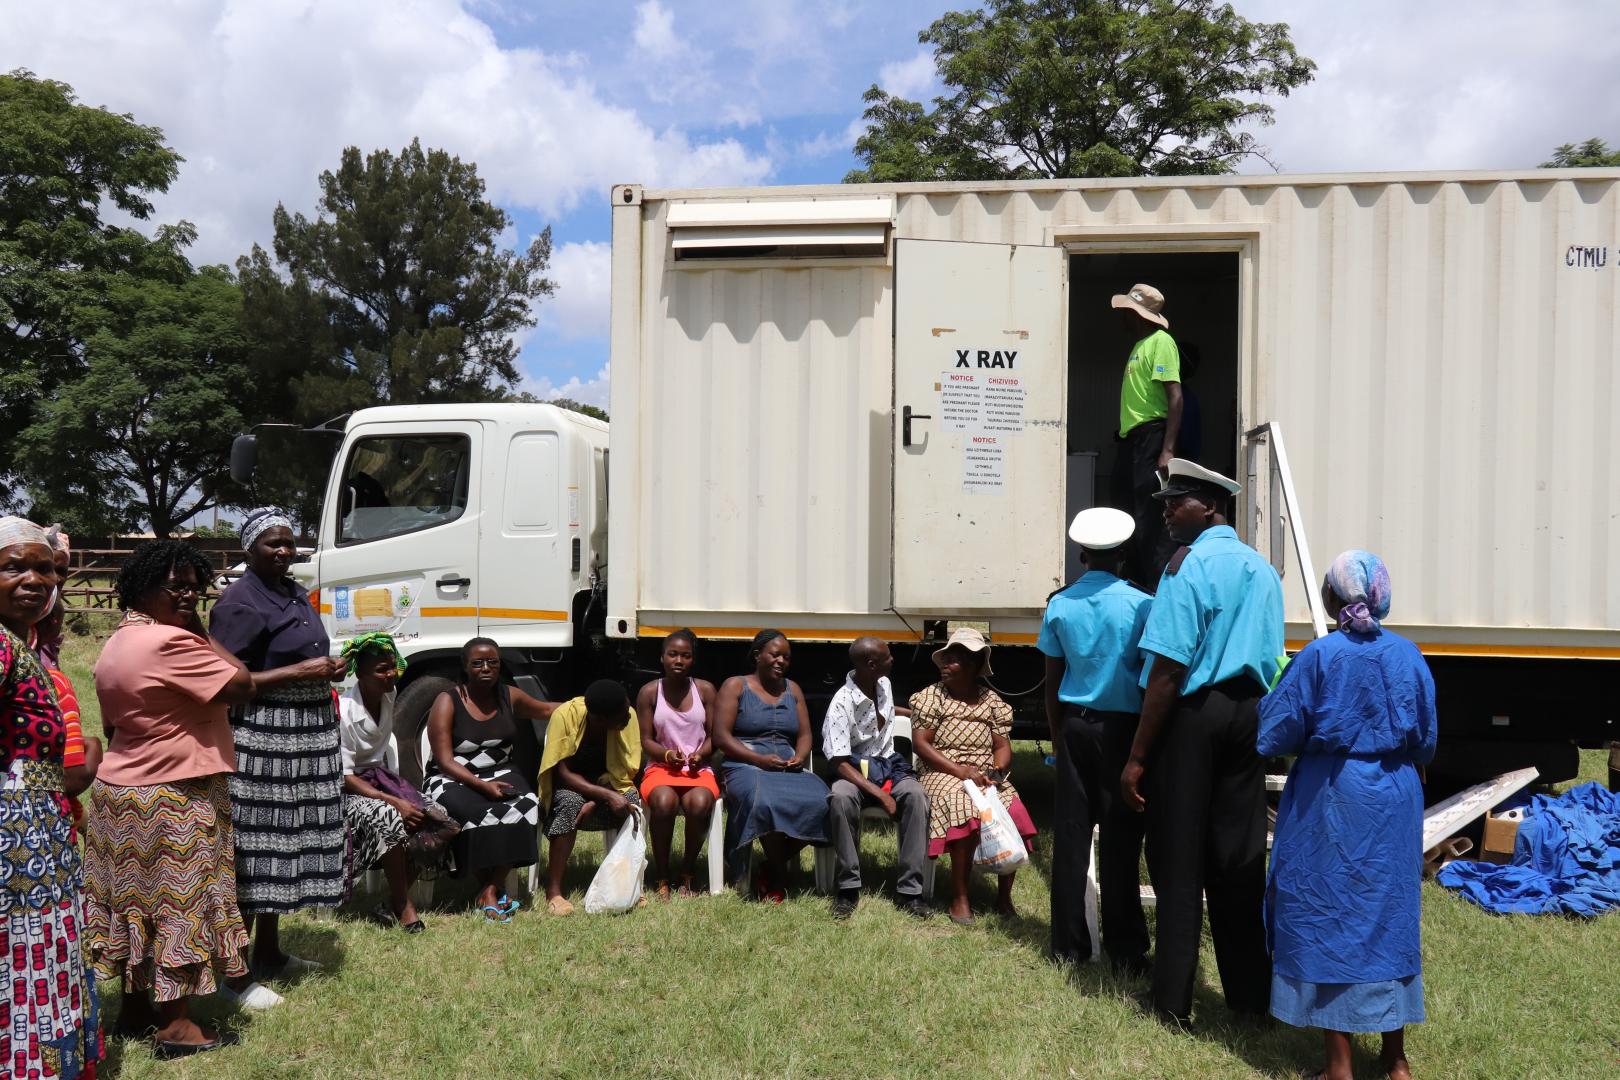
[[812, 715, 937, 899]]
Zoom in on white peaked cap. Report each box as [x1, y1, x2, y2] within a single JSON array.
[[1068, 506, 1135, 550], [1153, 458, 1242, 499]]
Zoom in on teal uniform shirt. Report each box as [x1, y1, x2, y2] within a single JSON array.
[[1138, 525, 1284, 696], [1037, 571, 1153, 713]]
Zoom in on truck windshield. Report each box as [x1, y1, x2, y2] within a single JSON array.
[[337, 433, 470, 545]]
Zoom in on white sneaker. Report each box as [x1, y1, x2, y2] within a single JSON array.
[[217, 981, 284, 1010]]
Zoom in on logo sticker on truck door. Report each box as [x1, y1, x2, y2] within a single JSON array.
[[331, 576, 426, 640]]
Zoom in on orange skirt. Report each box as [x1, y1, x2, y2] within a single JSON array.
[[639, 763, 720, 801]]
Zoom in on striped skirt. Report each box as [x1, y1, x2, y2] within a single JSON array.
[[229, 681, 345, 916], [83, 775, 250, 1001]]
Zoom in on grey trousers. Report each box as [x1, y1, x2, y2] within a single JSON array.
[[827, 776, 930, 897]]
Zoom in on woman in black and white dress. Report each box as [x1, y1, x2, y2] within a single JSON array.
[[422, 637, 556, 920]]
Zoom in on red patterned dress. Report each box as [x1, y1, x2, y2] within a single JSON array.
[[0, 624, 101, 1079]]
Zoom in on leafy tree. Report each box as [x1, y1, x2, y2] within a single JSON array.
[[846, 0, 1315, 182], [239, 138, 555, 410], [1542, 138, 1620, 168], [547, 397, 608, 423], [236, 139, 555, 525], [190, 520, 239, 539], [0, 70, 183, 501], [506, 390, 609, 422], [16, 257, 259, 537]]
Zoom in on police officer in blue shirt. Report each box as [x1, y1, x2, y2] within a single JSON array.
[[1040, 507, 1153, 973], [1120, 459, 1285, 1027]]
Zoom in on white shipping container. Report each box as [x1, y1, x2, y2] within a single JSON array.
[[607, 172, 1620, 664]]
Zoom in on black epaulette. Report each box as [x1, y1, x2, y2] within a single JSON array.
[[1164, 546, 1192, 575]]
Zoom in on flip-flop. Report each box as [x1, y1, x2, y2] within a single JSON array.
[[496, 895, 521, 916], [949, 912, 976, 926], [481, 904, 512, 923], [400, 919, 426, 934], [153, 1030, 240, 1060]]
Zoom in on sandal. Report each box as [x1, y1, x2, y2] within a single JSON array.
[[400, 919, 426, 934], [153, 1030, 240, 1060], [678, 873, 697, 898], [546, 895, 575, 916], [496, 895, 521, 916], [481, 904, 512, 923], [654, 879, 672, 902]]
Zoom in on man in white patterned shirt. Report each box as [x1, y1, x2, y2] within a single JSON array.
[[822, 637, 931, 921]]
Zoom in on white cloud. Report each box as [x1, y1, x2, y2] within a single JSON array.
[[879, 50, 936, 101], [522, 362, 611, 409], [541, 241, 611, 340], [1239, 1, 1620, 173], [0, 0, 771, 266], [720, 103, 763, 128], [633, 1, 679, 59]]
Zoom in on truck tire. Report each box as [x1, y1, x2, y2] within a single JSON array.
[[393, 674, 456, 788]]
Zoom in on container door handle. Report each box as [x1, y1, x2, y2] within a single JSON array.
[[436, 574, 471, 590], [902, 405, 932, 448]]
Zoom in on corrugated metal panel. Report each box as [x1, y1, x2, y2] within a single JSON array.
[[638, 259, 892, 616], [629, 174, 1620, 643]]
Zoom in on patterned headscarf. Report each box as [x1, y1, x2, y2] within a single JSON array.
[[0, 516, 48, 549], [241, 506, 293, 551], [1325, 549, 1391, 634], [341, 631, 407, 674]]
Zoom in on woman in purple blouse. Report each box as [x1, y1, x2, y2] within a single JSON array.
[[209, 507, 347, 999]]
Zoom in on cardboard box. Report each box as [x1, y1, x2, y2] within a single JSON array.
[[1480, 812, 1521, 864]]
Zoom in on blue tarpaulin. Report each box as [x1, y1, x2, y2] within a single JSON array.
[[1437, 783, 1620, 916]]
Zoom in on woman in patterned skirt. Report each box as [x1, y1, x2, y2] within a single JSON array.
[[423, 638, 551, 920], [336, 632, 457, 930], [911, 628, 1037, 926], [87, 540, 256, 1056], [0, 516, 101, 1077], [209, 508, 347, 986]]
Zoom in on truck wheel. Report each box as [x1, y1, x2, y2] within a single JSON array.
[[394, 674, 456, 787]]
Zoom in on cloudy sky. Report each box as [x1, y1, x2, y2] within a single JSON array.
[[6, 0, 1618, 407]]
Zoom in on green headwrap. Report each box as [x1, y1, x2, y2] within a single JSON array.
[[341, 631, 407, 674]]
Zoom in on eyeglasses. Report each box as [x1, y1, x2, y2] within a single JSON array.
[[158, 582, 203, 598]]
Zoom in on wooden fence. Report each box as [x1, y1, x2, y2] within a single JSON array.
[[59, 536, 288, 616]]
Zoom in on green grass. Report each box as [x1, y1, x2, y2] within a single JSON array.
[[56, 631, 1620, 1079]]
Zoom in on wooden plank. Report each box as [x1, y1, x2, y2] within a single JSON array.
[[1421, 767, 1539, 854]]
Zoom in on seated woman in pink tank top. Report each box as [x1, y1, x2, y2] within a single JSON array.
[[635, 629, 719, 899]]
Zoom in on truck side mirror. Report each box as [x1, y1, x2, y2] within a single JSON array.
[[230, 434, 258, 485]]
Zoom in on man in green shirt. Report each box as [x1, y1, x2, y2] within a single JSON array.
[[1110, 283, 1183, 588]]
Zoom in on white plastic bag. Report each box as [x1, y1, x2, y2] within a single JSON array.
[[583, 806, 647, 914], [963, 779, 1028, 876]]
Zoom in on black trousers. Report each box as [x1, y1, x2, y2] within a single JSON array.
[[1051, 705, 1150, 966], [1111, 419, 1177, 588], [1143, 678, 1271, 1023]]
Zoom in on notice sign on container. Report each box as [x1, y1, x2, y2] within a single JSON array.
[[937, 371, 1024, 434], [939, 371, 985, 432], [963, 436, 1005, 494]]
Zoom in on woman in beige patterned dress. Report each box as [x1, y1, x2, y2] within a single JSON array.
[[910, 628, 1037, 925]]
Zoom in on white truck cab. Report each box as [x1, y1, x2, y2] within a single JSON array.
[[270, 403, 608, 761]]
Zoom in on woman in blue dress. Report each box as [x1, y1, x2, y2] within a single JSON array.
[[714, 629, 829, 901], [1259, 550, 1437, 1080]]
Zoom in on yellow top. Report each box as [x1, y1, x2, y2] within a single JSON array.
[[537, 696, 640, 810]]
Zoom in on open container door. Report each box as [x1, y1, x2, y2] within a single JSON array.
[[892, 239, 1066, 613]]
